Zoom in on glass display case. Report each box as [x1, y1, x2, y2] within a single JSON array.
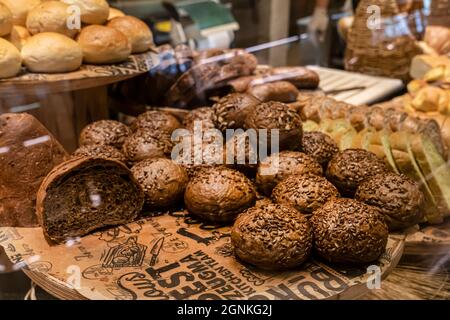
[[0, 0, 449, 301]]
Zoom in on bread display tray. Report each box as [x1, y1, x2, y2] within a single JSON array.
[[0, 211, 405, 300], [0, 51, 158, 97]]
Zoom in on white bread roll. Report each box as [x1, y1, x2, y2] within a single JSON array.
[[0, 3, 12, 36], [22, 32, 83, 73], [0, 37, 21, 78], [61, 0, 109, 25], [77, 25, 131, 64], [4, 25, 30, 50], [107, 15, 154, 53], [26, 1, 78, 38], [108, 7, 125, 20], [0, 0, 41, 26], [410, 55, 450, 80]]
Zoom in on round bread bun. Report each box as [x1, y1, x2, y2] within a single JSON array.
[[26, 1, 78, 38], [231, 203, 312, 270], [212, 93, 260, 131], [21, 32, 82, 73], [108, 7, 125, 20], [311, 198, 388, 264], [0, 0, 41, 26], [326, 149, 388, 197], [355, 172, 424, 231], [0, 3, 12, 36], [183, 107, 216, 132], [302, 131, 339, 168], [0, 37, 21, 78], [122, 130, 173, 164], [131, 110, 181, 134], [77, 25, 131, 64], [256, 151, 323, 196], [4, 25, 30, 50], [63, 0, 109, 25], [272, 174, 340, 214], [72, 144, 127, 164], [131, 158, 188, 209], [79, 119, 131, 149], [244, 101, 303, 151], [107, 16, 154, 53], [184, 167, 256, 223]]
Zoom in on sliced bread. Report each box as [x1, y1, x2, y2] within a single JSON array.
[[367, 130, 400, 173], [390, 131, 443, 224], [410, 133, 450, 219]]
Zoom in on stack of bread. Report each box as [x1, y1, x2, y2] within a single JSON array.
[[0, 0, 154, 79], [297, 93, 450, 225]]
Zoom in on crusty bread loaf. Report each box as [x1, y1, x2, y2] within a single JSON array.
[[0, 113, 68, 227], [36, 157, 144, 242]]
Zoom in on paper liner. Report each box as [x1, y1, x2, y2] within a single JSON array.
[[0, 211, 405, 300]]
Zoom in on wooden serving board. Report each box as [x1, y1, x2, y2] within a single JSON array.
[[0, 212, 405, 300]]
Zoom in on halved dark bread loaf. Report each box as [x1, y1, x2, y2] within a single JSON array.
[[36, 157, 144, 242]]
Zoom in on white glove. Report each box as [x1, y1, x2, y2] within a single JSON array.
[[308, 7, 329, 42]]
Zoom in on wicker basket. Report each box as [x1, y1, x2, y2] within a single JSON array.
[[429, 0, 450, 26], [345, 0, 421, 81]]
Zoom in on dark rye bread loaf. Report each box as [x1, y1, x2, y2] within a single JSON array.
[[0, 113, 68, 227], [36, 157, 144, 242]]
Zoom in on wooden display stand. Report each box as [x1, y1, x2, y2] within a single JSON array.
[[0, 52, 157, 152]]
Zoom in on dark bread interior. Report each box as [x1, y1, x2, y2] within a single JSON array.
[[37, 157, 144, 242]]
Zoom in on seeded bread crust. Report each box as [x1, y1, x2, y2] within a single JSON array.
[[231, 203, 313, 270], [256, 151, 323, 196], [72, 144, 127, 164], [272, 174, 340, 214], [302, 131, 339, 167], [244, 101, 303, 151], [79, 120, 131, 149], [184, 167, 256, 223], [311, 198, 388, 264]]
